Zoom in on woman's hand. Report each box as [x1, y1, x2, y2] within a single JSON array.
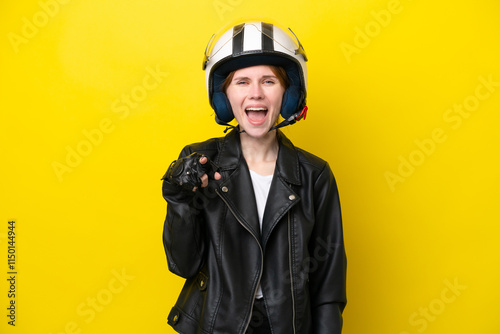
[[196, 156, 222, 191], [164, 153, 221, 192]]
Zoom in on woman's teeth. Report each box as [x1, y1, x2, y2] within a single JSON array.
[[245, 107, 268, 122]]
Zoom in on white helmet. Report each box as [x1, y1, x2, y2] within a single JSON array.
[[203, 21, 308, 127]]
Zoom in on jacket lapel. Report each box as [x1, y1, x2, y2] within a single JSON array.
[[216, 130, 261, 240], [261, 176, 300, 249], [261, 131, 302, 249]]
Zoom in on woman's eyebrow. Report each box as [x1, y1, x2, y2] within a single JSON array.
[[232, 75, 278, 81]]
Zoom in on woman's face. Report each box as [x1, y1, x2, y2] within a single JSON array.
[[226, 65, 285, 139]]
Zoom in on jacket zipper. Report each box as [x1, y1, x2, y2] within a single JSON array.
[[216, 189, 264, 334], [288, 211, 297, 334]]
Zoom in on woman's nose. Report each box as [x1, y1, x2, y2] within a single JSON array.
[[249, 83, 264, 99]]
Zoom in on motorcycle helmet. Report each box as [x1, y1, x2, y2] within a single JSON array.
[[203, 21, 308, 128]]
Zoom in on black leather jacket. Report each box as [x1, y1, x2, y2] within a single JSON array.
[[162, 129, 347, 334]]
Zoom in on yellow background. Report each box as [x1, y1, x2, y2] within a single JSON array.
[[1, 0, 499, 333]]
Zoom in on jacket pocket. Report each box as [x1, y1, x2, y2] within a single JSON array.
[[169, 271, 209, 330]]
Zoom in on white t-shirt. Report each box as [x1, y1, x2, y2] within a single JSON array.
[[249, 170, 273, 232], [249, 169, 273, 299]]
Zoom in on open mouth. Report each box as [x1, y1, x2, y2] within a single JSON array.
[[245, 107, 268, 124]]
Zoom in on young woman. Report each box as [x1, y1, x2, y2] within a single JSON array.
[[162, 22, 347, 334]]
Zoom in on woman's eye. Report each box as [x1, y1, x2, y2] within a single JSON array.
[[264, 80, 275, 85]]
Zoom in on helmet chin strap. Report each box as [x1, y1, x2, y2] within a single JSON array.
[[216, 106, 307, 134], [215, 116, 246, 134], [269, 106, 308, 132]]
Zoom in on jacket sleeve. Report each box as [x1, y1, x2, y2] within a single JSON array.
[[309, 162, 347, 334], [162, 145, 206, 279]]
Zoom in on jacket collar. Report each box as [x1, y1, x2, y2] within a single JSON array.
[[216, 128, 302, 186], [215, 128, 302, 247]]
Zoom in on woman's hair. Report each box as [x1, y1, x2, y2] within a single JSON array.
[[222, 65, 290, 92]]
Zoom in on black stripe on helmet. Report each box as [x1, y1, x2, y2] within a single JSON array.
[[232, 23, 245, 55], [261, 22, 274, 51]]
